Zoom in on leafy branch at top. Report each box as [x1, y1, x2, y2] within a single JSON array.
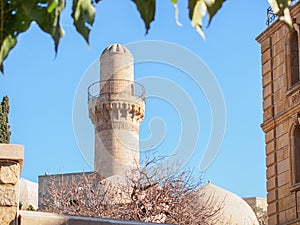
[[0, 0, 295, 74], [0, 0, 95, 74]]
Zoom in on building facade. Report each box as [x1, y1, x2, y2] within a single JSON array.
[[257, 2, 300, 224]]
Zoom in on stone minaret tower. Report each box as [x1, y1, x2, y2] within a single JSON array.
[[88, 44, 145, 178]]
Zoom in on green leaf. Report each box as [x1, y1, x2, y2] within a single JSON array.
[[268, 0, 292, 28], [47, 0, 58, 13], [0, 35, 17, 74], [71, 0, 96, 44], [189, 0, 224, 39], [132, 0, 155, 34], [189, 0, 207, 39], [188, 0, 198, 20], [205, 0, 225, 25], [0, 0, 32, 74], [21, 0, 66, 53]]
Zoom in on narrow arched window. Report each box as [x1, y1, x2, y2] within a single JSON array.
[[290, 30, 299, 86], [294, 126, 300, 183]]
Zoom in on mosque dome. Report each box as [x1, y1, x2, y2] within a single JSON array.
[[198, 183, 259, 225]]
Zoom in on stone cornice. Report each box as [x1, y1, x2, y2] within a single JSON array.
[[256, 2, 300, 44], [261, 103, 300, 132], [89, 99, 145, 126]]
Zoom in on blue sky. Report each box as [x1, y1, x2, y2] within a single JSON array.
[[0, 0, 270, 198]]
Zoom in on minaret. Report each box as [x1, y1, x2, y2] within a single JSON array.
[[88, 44, 145, 178]]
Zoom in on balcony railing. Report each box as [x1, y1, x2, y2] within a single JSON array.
[[88, 79, 145, 103], [266, 0, 299, 26]]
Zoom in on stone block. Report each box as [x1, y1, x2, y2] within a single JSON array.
[[0, 161, 20, 184], [261, 38, 270, 53], [273, 52, 284, 68], [0, 145, 23, 169], [267, 164, 276, 179], [0, 186, 17, 206], [278, 184, 290, 199], [265, 129, 274, 143], [268, 201, 277, 215], [277, 146, 288, 161], [262, 49, 271, 64], [278, 195, 295, 211], [273, 76, 284, 92], [279, 211, 286, 224], [276, 133, 289, 149], [275, 100, 288, 115], [276, 123, 284, 138], [266, 141, 274, 155], [277, 158, 289, 175], [286, 207, 296, 221], [263, 83, 272, 99], [268, 214, 277, 225], [263, 72, 272, 87], [263, 95, 272, 110], [274, 89, 283, 102], [274, 40, 284, 55], [274, 64, 285, 81], [268, 189, 276, 202], [0, 206, 17, 225], [266, 153, 275, 167], [278, 171, 290, 187], [263, 108, 273, 121], [267, 176, 276, 191], [262, 61, 271, 74]]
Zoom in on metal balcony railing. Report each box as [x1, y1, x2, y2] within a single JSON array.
[[88, 79, 145, 103], [266, 0, 299, 26]]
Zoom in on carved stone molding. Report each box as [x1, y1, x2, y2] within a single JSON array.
[[96, 123, 139, 133], [290, 90, 300, 106], [92, 101, 144, 124]]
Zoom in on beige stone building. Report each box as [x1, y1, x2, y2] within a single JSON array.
[[257, 1, 300, 224]]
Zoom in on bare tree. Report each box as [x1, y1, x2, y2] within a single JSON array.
[[251, 206, 268, 225], [41, 159, 223, 225]]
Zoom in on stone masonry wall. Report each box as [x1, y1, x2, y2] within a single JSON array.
[[0, 144, 24, 225], [0, 160, 20, 225], [257, 2, 300, 224]]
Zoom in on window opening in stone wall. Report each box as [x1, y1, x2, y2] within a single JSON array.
[[290, 30, 299, 86], [294, 125, 300, 183]]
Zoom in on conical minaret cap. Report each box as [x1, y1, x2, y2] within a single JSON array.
[[100, 43, 134, 81], [101, 43, 133, 57]]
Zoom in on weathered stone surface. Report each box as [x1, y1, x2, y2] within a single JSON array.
[[89, 44, 145, 178], [0, 186, 17, 206], [0, 145, 24, 224], [0, 206, 17, 225], [0, 162, 20, 184], [0, 144, 24, 171]]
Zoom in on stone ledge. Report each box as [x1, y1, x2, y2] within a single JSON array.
[[0, 144, 24, 171], [18, 211, 171, 225]]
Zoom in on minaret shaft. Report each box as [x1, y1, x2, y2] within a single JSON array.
[[88, 44, 145, 178]]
